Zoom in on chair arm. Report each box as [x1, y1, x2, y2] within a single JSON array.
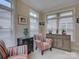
[[46, 38, 52, 43], [46, 38, 52, 46], [8, 45, 28, 56]]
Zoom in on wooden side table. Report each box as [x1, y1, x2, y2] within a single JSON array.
[[17, 37, 34, 54]]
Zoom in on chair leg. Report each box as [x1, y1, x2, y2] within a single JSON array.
[[35, 46, 37, 50], [41, 50, 44, 55], [50, 47, 52, 51]]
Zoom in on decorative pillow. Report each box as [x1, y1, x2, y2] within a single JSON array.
[[0, 40, 7, 59], [8, 54, 27, 59]]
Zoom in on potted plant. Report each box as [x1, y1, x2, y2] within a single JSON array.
[[23, 28, 29, 37], [62, 29, 66, 35], [49, 30, 52, 34]]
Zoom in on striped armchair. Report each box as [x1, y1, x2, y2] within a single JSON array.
[[0, 40, 28, 59], [34, 34, 52, 55]]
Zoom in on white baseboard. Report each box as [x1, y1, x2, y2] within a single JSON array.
[[71, 42, 79, 52], [72, 48, 79, 53]]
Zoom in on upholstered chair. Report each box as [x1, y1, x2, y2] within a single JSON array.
[[34, 34, 52, 55], [0, 40, 28, 59]]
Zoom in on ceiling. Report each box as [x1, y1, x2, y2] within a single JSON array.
[[22, 0, 79, 12]]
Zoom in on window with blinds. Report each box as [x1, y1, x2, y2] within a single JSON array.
[[46, 14, 57, 34], [0, 0, 11, 8], [29, 10, 39, 37], [46, 10, 74, 41], [0, 0, 15, 47]]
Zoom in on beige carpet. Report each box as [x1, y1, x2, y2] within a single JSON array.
[[28, 48, 79, 59]]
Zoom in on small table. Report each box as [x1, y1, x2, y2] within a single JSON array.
[[17, 37, 34, 54]]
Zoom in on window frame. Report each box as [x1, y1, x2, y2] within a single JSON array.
[[29, 10, 39, 37], [46, 9, 75, 41]]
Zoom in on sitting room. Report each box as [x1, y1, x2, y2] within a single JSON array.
[[0, 0, 79, 59]]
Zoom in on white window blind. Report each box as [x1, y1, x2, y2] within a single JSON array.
[[46, 19, 57, 34], [0, 8, 14, 47], [29, 10, 39, 37], [58, 12, 74, 41], [46, 14, 57, 34], [0, 0, 11, 8], [59, 11, 73, 17], [47, 14, 57, 19]]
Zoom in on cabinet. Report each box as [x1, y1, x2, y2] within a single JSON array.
[[17, 37, 34, 54], [46, 34, 71, 51], [62, 36, 71, 51]]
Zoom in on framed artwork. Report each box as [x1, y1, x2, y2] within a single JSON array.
[[39, 22, 45, 25], [18, 16, 27, 25], [77, 18, 79, 23]]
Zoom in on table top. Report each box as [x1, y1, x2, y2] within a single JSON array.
[[17, 36, 33, 40]]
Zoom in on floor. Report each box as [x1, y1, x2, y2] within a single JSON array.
[[28, 48, 79, 59]]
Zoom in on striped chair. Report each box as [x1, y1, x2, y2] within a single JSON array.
[[0, 40, 28, 59], [34, 34, 52, 55]]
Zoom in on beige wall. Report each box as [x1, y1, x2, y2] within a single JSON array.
[[75, 4, 79, 43], [15, 0, 40, 38], [15, 0, 30, 38], [72, 4, 79, 50], [39, 13, 45, 35]]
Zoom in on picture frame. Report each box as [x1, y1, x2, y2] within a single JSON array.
[[39, 22, 45, 25], [77, 18, 79, 23], [18, 16, 27, 25]]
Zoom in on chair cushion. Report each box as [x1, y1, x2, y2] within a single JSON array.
[[35, 34, 45, 42], [8, 45, 28, 56], [0, 40, 7, 59], [35, 40, 41, 43], [8, 54, 27, 59], [42, 42, 50, 50], [9, 46, 18, 56]]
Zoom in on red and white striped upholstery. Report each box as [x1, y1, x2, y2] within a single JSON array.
[[8, 45, 28, 56], [0, 40, 8, 59], [34, 34, 52, 55], [8, 45, 28, 59], [8, 54, 27, 59], [0, 40, 28, 59]]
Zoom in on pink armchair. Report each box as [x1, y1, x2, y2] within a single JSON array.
[[0, 40, 28, 59], [34, 34, 52, 55]]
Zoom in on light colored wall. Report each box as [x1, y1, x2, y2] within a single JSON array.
[[72, 4, 79, 50], [39, 13, 45, 35], [15, 0, 29, 38], [15, 0, 40, 38]]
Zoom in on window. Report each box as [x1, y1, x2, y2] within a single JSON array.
[[47, 14, 57, 19], [0, 8, 13, 47], [59, 11, 73, 17], [58, 11, 73, 41], [46, 10, 74, 41], [30, 12, 38, 18], [0, 0, 15, 47], [46, 14, 57, 34], [0, 0, 11, 8], [29, 10, 39, 37]]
